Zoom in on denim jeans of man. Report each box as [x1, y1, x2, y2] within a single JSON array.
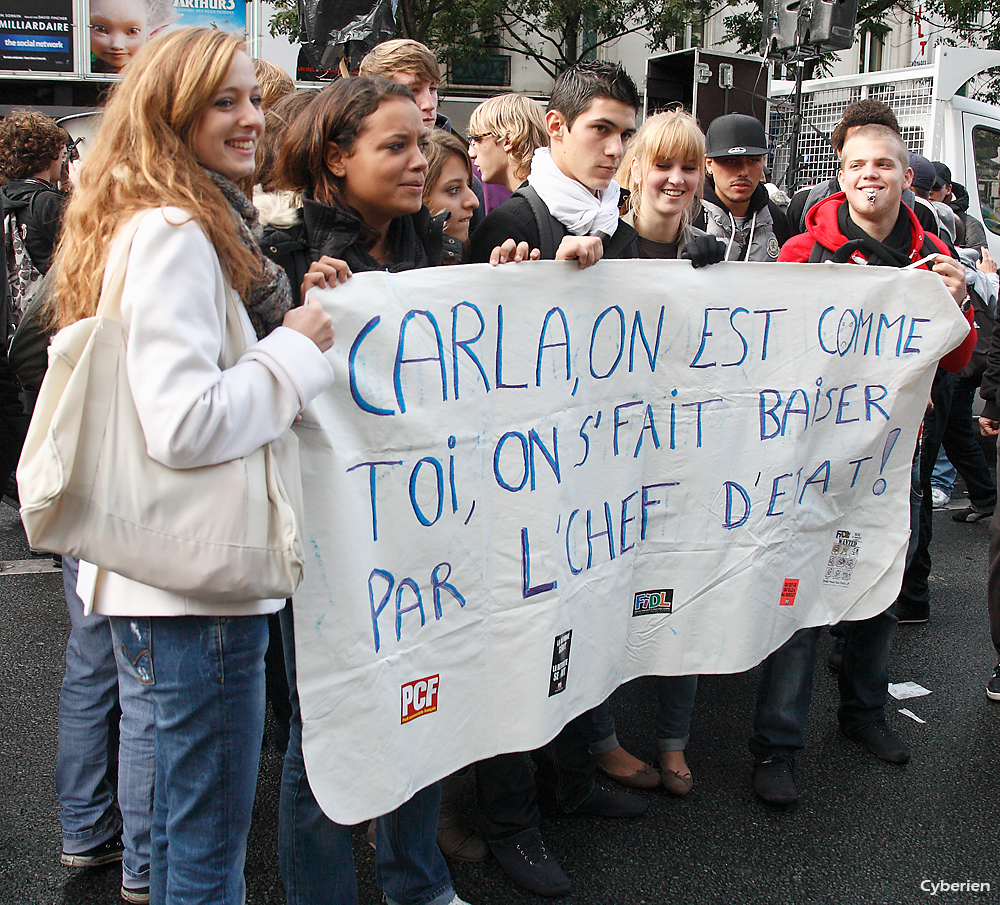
[[752, 452, 918, 761], [278, 605, 455, 905], [895, 369, 989, 609], [587, 677, 699, 755], [987, 435, 1000, 661], [942, 378, 997, 508], [111, 613, 268, 905], [58, 557, 154, 892]]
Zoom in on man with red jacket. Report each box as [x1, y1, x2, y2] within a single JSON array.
[[748, 124, 975, 806]]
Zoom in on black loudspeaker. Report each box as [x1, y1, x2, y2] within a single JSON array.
[[760, 0, 803, 56], [802, 0, 858, 50], [761, 0, 857, 56]]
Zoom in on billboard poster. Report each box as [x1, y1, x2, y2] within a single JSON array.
[[86, 0, 246, 74], [0, 0, 74, 72]]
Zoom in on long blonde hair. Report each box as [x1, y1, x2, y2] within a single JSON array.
[[616, 109, 705, 222], [54, 28, 262, 327]]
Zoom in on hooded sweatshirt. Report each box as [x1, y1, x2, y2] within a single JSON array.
[[0, 178, 65, 274], [780, 192, 975, 373], [694, 178, 789, 261]]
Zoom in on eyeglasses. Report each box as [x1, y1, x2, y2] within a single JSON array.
[[467, 133, 495, 145]]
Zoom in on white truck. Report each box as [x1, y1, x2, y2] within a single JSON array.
[[769, 45, 1000, 258]]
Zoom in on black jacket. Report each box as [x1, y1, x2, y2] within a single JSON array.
[[693, 179, 789, 261], [1, 178, 65, 275], [260, 193, 444, 305], [946, 181, 988, 249], [468, 190, 639, 263]]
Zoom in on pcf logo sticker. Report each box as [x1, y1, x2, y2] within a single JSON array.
[[401, 674, 439, 723]]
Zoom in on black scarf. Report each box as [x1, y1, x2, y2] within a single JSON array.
[[835, 201, 913, 268], [206, 170, 293, 339]]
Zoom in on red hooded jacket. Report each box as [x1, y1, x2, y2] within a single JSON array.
[[779, 192, 975, 372]]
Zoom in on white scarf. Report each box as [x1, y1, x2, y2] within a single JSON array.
[[526, 148, 621, 237]]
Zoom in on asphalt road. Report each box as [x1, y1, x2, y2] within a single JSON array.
[[2, 489, 999, 905]]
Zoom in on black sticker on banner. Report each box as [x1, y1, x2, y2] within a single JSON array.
[[632, 589, 674, 617], [548, 630, 572, 696]]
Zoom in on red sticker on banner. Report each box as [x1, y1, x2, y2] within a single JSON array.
[[779, 578, 799, 606]]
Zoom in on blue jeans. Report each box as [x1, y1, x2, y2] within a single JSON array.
[[749, 626, 821, 763], [589, 677, 699, 753], [752, 609, 901, 763], [111, 613, 268, 905], [57, 557, 154, 891], [930, 447, 956, 496], [278, 605, 455, 905], [943, 379, 996, 509]]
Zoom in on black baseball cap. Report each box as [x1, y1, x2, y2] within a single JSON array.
[[932, 161, 952, 189], [909, 153, 936, 192], [704, 114, 768, 158]]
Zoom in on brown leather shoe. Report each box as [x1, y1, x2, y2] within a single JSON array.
[[437, 811, 489, 862], [596, 761, 662, 790], [437, 772, 489, 862], [660, 768, 694, 796]]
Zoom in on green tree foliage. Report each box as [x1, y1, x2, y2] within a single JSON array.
[[268, 0, 714, 80], [407, 0, 713, 79]]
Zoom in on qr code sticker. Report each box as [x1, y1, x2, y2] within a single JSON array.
[[823, 530, 861, 588]]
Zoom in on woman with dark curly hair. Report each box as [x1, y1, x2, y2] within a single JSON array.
[[0, 108, 68, 278]]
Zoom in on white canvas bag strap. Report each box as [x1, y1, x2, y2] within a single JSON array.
[[222, 288, 271, 553], [95, 214, 147, 323]]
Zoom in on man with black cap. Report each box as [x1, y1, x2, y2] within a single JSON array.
[[930, 161, 988, 251], [693, 113, 789, 261], [908, 153, 953, 242]]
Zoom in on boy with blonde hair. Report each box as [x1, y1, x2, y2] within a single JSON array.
[[468, 93, 547, 193], [359, 38, 442, 129]]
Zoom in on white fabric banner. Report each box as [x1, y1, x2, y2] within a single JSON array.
[[294, 260, 967, 823]]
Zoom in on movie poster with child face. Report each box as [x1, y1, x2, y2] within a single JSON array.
[[86, 0, 246, 74], [0, 0, 73, 72]]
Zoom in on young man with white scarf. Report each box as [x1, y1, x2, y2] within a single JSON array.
[[467, 61, 651, 900], [469, 60, 640, 268]]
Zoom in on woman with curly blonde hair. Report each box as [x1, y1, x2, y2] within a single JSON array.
[[51, 27, 334, 903]]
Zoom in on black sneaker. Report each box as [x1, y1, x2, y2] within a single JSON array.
[[120, 885, 150, 904], [895, 599, 929, 624], [844, 722, 910, 764], [951, 504, 993, 523], [488, 828, 571, 897], [988, 665, 1000, 702], [61, 836, 124, 868], [752, 755, 798, 806]]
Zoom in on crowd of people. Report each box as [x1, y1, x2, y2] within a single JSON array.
[[1, 27, 997, 905]]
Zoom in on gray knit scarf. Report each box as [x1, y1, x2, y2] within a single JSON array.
[[206, 169, 293, 339]]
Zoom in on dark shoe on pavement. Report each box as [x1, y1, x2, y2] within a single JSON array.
[[845, 722, 910, 764], [596, 760, 661, 790], [437, 808, 489, 862], [951, 504, 993, 523], [895, 599, 929, 624], [487, 828, 571, 897], [752, 756, 798, 806], [121, 885, 150, 904], [566, 784, 647, 818], [987, 664, 1000, 701], [61, 836, 124, 868]]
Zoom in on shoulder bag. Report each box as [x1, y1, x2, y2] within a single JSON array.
[[16, 214, 305, 603]]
